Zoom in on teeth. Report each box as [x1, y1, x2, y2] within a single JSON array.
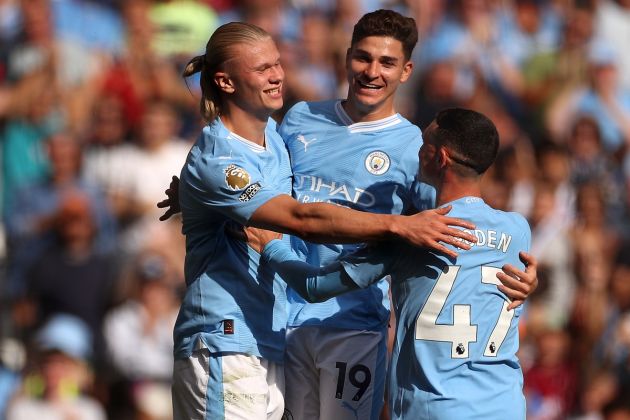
[[358, 81, 380, 89]]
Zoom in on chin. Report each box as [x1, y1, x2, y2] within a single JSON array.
[[263, 100, 283, 113], [354, 91, 387, 105]]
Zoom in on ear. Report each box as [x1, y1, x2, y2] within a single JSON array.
[[438, 147, 450, 169], [345, 47, 352, 68], [214, 71, 235, 94], [400, 60, 413, 83]]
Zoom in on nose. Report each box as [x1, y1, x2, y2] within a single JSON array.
[[269, 63, 284, 83], [364, 61, 379, 79]]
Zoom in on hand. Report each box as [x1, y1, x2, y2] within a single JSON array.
[[243, 226, 282, 253], [157, 175, 181, 221], [398, 206, 477, 259], [497, 251, 538, 310]]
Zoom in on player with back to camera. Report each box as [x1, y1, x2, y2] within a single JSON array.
[[246, 108, 531, 420], [169, 21, 484, 420]]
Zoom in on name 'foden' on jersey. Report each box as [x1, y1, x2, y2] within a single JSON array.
[[456, 228, 513, 254]]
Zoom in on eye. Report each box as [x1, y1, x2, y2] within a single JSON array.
[[259, 62, 282, 74]]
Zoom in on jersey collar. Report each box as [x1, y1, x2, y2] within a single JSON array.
[[335, 101, 403, 134], [440, 196, 485, 209], [218, 117, 267, 154]]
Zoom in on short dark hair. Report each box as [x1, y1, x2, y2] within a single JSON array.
[[350, 9, 418, 60], [434, 108, 499, 175]]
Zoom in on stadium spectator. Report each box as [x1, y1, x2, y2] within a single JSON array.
[[4, 132, 116, 299], [103, 250, 179, 420], [5, 314, 106, 420], [12, 190, 119, 359], [524, 328, 578, 420], [109, 100, 191, 256], [595, 0, 630, 91]]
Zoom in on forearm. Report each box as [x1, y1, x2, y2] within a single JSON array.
[[250, 196, 401, 244], [262, 240, 360, 302], [288, 202, 402, 243], [250, 195, 476, 255]]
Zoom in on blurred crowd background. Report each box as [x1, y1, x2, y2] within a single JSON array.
[[0, 0, 629, 419]]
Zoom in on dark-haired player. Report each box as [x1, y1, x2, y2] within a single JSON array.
[[249, 108, 530, 420]]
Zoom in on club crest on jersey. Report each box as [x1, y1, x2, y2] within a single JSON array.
[[224, 164, 250, 190], [365, 151, 390, 175]]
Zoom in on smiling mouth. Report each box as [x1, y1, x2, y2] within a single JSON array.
[[357, 80, 383, 90], [265, 87, 282, 95]]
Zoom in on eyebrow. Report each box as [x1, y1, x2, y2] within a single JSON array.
[[248, 58, 281, 72], [353, 48, 400, 63]]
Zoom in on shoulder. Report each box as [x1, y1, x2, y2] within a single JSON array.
[[285, 100, 338, 120], [382, 115, 422, 145], [282, 101, 308, 123], [503, 210, 530, 232], [183, 135, 258, 188], [397, 114, 422, 133], [487, 205, 532, 240], [280, 100, 339, 140]]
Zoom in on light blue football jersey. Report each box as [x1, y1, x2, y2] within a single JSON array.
[[174, 117, 293, 363], [340, 197, 531, 419], [279, 100, 435, 331]]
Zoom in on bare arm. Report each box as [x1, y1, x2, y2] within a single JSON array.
[[250, 195, 476, 258], [158, 176, 477, 258]]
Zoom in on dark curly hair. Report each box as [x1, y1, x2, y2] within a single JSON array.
[[350, 9, 418, 60]]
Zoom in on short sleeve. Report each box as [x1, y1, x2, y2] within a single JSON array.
[[182, 153, 288, 225]]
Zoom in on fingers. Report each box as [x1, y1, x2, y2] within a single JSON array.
[[444, 226, 476, 245], [434, 205, 452, 215], [441, 216, 476, 231], [519, 251, 537, 267], [496, 263, 534, 310], [439, 232, 472, 251], [433, 206, 476, 231], [424, 240, 458, 259], [506, 298, 524, 311], [428, 223, 475, 251], [157, 177, 181, 221], [496, 274, 528, 299], [161, 208, 179, 221], [424, 210, 477, 240], [158, 209, 175, 222]]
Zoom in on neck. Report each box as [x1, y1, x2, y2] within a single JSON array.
[[220, 105, 268, 146], [434, 173, 482, 207], [341, 97, 396, 123]]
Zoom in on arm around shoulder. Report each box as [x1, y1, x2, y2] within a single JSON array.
[[249, 194, 399, 244]]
